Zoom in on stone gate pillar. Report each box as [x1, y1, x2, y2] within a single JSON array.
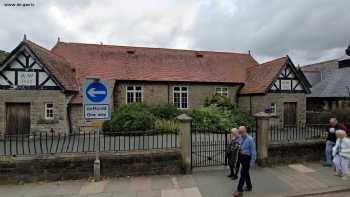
[[176, 114, 192, 174], [254, 112, 275, 166]]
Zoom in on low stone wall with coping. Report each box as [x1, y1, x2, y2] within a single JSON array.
[[267, 140, 325, 166], [0, 149, 182, 184]]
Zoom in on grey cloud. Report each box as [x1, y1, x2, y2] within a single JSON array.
[[0, 0, 349, 65]]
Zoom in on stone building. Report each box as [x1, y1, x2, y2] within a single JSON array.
[[0, 38, 311, 135], [302, 46, 350, 112]]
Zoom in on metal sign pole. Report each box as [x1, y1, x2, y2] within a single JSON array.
[[94, 126, 101, 181]]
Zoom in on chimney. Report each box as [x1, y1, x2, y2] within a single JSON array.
[[23, 34, 27, 41], [346, 45, 350, 56]]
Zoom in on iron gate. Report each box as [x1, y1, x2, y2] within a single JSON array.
[[191, 126, 229, 168]]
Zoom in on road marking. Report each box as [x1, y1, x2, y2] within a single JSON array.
[[79, 180, 109, 194], [161, 187, 202, 197], [288, 164, 316, 173]]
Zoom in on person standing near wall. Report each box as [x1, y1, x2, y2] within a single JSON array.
[[332, 130, 350, 180], [233, 126, 256, 197], [324, 118, 347, 166]]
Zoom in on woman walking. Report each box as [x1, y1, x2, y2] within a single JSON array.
[[333, 130, 350, 180], [226, 128, 241, 180]]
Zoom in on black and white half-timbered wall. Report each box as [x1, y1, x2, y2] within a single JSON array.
[[0, 39, 77, 135], [239, 57, 311, 126]]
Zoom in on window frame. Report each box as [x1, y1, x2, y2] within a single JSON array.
[[126, 85, 144, 104], [271, 103, 277, 113], [45, 103, 54, 120], [173, 85, 189, 109], [215, 87, 229, 97]]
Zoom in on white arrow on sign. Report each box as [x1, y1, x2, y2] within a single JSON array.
[[88, 88, 107, 97]]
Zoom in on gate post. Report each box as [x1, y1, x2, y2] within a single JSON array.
[[254, 112, 275, 167], [176, 114, 192, 174]]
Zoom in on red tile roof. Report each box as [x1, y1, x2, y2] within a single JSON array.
[[51, 42, 259, 103], [8, 40, 293, 103], [24, 40, 78, 91], [240, 56, 288, 94]]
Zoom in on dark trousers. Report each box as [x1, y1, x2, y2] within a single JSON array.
[[237, 154, 252, 192], [229, 157, 240, 177]]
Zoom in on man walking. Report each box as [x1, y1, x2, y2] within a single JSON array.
[[233, 126, 256, 197], [324, 118, 347, 166]]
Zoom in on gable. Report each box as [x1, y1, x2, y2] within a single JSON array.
[[0, 46, 60, 90], [269, 61, 307, 93]]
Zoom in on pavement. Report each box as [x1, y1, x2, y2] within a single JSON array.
[[0, 162, 349, 197]]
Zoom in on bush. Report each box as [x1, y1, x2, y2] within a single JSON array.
[[204, 95, 232, 108], [189, 106, 231, 130], [103, 103, 155, 132], [192, 95, 255, 130], [103, 103, 180, 133], [154, 119, 179, 131], [150, 104, 180, 119]]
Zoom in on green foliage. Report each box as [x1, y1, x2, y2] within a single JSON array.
[[150, 104, 180, 119], [103, 103, 156, 132], [191, 95, 255, 130], [154, 119, 179, 131], [204, 95, 232, 108], [189, 106, 231, 130], [103, 103, 180, 133]]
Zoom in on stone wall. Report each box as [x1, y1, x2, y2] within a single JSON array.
[[238, 93, 307, 124], [267, 140, 324, 166], [0, 90, 71, 135], [0, 150, 182, 183], [114, 82, 240, 110]]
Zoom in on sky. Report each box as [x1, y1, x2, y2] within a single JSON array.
[[0, 0, 349, 65]]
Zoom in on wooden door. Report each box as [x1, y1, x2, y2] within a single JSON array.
[[6, 103, 30, 135], [284, 102, 297, 126]]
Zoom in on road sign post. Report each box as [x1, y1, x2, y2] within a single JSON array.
[[83, 77, 110, 182]]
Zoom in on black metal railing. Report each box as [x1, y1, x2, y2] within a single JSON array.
[[191, 126, 229, 168], [269, 123, 326, 143], [0, 130, 179, 156]]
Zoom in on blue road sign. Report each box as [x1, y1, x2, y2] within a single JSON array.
[[86, 82, 107, 103], [83, 79, 110, 120]]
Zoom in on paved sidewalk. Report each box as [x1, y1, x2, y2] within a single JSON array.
[[0, 162, 349, 197]]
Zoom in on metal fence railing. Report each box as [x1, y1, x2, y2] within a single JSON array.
[[269, 124, 326, 143], [0, 130, 179, 156]]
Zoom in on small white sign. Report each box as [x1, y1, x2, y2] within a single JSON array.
[[84, 104, 110, 120], [18, 71, 36, 86]]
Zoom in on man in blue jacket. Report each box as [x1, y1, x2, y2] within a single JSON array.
[[233, 126, 256, 197]]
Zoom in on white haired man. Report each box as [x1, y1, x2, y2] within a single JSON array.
[[332, 130, 350, 180], [233, 126, 256, 197]]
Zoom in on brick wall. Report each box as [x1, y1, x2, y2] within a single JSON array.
[[238, 93, 307, 124], [0, 150, 182, 183], [114, 82, 240, 110], [0, 90, 71, 135]]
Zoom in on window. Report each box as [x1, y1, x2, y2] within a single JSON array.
[[126, 85, 143, 103], [45, 103, 54, 120], [215, 87, 228, 97], [173, 86, 188, 109], [271, 103, 277, 113]]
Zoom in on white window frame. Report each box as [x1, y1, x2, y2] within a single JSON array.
[[173, 86, 189, 109], [45, 103, 54, 120], [126, 85, 143, 103], [215, 87, 229, 97]]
